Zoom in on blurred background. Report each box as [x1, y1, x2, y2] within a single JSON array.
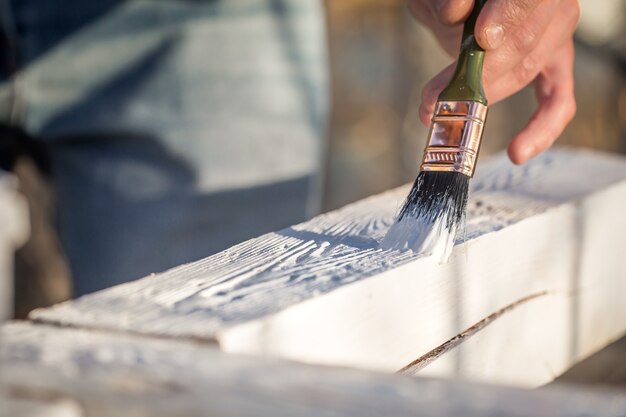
[[322, 0, 626, 210]]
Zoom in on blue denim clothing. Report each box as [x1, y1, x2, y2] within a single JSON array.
[[1, 0, 328, 295]]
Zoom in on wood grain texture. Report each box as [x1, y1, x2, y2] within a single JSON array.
[[31, 148, 626, 386], [3, 322, 626, 417]]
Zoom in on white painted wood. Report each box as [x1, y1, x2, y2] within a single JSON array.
[[1, 396, 82, 417], [31, 148, 626, 387], [3, 322, 626, 417], [0, 173, 29, 322]]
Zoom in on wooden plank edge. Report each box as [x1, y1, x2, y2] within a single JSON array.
[[3, 321, 626, 417]]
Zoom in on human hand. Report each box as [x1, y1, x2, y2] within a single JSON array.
[[409, 0, 580, 164]]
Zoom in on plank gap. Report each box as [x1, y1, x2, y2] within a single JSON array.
[[399, 291, 550, 374]]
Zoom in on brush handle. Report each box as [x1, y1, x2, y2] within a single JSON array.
[[438, 0, 488, 104]]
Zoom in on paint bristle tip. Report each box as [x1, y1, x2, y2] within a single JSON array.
[[380, 171, 470, 262]]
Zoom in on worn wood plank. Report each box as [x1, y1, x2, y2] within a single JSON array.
[[31, 148, 626, 386], [1, 395, 82, 417], [3, 322, 626, 417]]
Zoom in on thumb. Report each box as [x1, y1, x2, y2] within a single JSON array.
[[474, 0, 543, 50]]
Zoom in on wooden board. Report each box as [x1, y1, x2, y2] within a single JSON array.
[[1, 395, 82, 417], [3, 322, 626, 417], [31, 148, 626, 387]]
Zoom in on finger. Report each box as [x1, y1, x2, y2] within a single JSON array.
[[408, 0, 474, 27], [507, 42, 576, 164], [480, 0, 564, 85], [475, 0, 544, 50], [408, 0, 436, 25], [418, 63, 456, 125], [484, 1, 579, 104], [418, 0, 578, 128], [437, 0, 475, 26], [408, 0, 463, 56], [419, 3, 563, 124], [419, 0, 570, 118]]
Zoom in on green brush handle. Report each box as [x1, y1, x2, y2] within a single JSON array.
[[438, 0, 488, 104]]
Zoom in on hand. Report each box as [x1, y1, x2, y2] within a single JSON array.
[[409, 0, 580, 164]]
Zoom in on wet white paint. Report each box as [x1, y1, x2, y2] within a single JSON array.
[[379, 214, 456, 263]]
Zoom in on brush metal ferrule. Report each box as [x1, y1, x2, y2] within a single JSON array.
[[420, 100, 488, 177]]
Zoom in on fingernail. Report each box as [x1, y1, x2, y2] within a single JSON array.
[[435, 0, 448, 15], [484, 24, 504, 49]]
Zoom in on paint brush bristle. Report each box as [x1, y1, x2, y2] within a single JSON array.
[[380, 171, 469, 261]]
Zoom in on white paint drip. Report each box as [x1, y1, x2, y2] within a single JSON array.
[[379, 214, 457, 263]]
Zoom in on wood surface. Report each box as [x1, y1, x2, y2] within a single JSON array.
[[30, 148, 626, 387], [3, 322, 626, 417], [1, 395, 82, 417]]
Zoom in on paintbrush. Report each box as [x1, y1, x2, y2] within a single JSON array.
[[381, 0, 488, 261]]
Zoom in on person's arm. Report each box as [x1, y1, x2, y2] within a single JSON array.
[[409, 0, 580, 164]]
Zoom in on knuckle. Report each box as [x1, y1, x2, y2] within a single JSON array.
[[564, 98, 577, 121], [510, 24, 540, 54], [502, 0, 540, 25], [513, 53, 541, 85], [557, 0, 581, 35]]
